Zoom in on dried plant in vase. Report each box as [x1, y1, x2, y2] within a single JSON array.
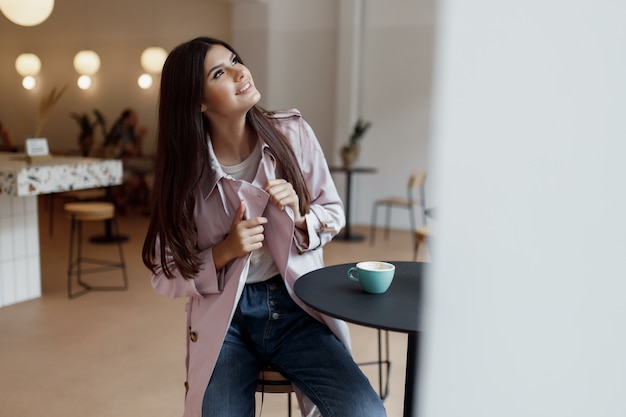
[[34, 85, 68, 137]]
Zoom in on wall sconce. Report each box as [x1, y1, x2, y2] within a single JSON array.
[[22, 76, 37, 90], [15, 53, 41, 90], [0, 0, 54, 27], [138, 46, 167, 89], [77, 75, 92, 90], [73, 50, 100, 89], [137, 74, 153, 90]]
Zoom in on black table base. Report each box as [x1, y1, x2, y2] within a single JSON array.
[[334, 231, 366, 242], [329, 167, 377, 243], [89, 219, 129, 244]]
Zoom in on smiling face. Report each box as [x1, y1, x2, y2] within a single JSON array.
[[200, 44, 261, 118]]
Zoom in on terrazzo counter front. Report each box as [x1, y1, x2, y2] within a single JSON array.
[[0, 153, 123, 307]]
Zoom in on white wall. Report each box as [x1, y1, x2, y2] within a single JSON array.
[[356, 0, 436, 227], [0, 0, 231, 155], [233, 0, 338, 156], [232, 0, 435, 229], [422, 1, 626, 416], [334, 0, 436, 229]]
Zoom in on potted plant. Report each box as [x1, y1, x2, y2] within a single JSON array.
[[70, 109, 107, 156], [340, 118, 371, 170]]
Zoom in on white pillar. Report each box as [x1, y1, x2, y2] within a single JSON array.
[[422, 1, 626, 417], [333, 0, 365, 156]]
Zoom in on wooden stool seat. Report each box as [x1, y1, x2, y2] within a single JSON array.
[[257, 367, 294, 394], [64, 202, 127, 299], [64, 202, 115, 221], [256, 366, 293, 416]]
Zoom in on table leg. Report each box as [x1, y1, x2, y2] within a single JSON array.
[[90, 219, 128, 243], [89, 187, 129, 244], [335, 170, 365, 241], [404, 332, 419, 417]]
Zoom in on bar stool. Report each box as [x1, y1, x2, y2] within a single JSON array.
[[49, 188, 107, 236], [64, 201, 128, 299], [257, 366, 294, 416]]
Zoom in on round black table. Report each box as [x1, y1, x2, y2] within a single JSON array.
[[295, 261, 423, 417]]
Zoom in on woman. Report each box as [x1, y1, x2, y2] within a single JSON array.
[[142, 37, 386, 417]]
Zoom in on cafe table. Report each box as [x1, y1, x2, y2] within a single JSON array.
[[294, 261, 423, 417], [0, 152, 122, 308]]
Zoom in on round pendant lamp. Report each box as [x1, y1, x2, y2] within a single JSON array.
[[73, 50, 101, 75], [140, 47, 167, 74], [15, 53, 41, 90], [0, 0, 54, 27], [15, 53, 41, 76], [73, 50, 100, 90]]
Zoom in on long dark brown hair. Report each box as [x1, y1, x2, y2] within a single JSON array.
[[142, 37, 310, 279]]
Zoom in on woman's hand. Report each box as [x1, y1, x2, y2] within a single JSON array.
[[264, 179, 306, 230], [212, 200, 267, 270]]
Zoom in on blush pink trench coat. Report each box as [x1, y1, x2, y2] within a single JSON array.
[[151, 110, 350, 417]]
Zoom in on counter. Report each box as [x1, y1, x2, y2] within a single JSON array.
[[0, 153, 123, 307]]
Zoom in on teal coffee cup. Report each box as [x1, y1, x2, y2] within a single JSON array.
[[348, 261, 395, 294]]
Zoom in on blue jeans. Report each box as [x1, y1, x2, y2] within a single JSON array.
[[202, 276, 387, 417]]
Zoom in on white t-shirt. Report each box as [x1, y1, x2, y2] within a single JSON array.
[[220, 141, 280, 283]]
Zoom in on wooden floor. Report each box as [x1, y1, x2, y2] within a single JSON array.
[[0, 197, 427, 417]]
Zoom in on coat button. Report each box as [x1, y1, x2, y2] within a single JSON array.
[[189, 331, 198, 342], [184, 381, 189, 393], [271, 312, 280, 320]]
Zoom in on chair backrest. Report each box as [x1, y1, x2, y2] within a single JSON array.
[[407, 170, 426, 189], [407, 170, 427, 201]]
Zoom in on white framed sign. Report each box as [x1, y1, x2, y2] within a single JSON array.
[[26, 138, 50, 157]]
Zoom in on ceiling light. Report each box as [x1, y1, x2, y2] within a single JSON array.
[[140, 47, 167, 74], [73, 50, 100, 75], [15, 53, 41, 76], [0, 0, 54, 26], [138, 73, 153, 89], [77, 75, 92, 90], [22, 75, 37, 90]]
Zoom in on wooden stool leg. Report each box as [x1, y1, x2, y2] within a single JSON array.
[[112, 217, 128, 290], [384, 206, 392, 240], [287, 393, 292, 417], [49, 195, 54, 236], [356, 329, 391, 400], [65, 202, 128, 299], [67, 215, 75, 298], [67, 216, 90, 299], [377, 329, 391, 400], [76, 219, 86, 289]]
